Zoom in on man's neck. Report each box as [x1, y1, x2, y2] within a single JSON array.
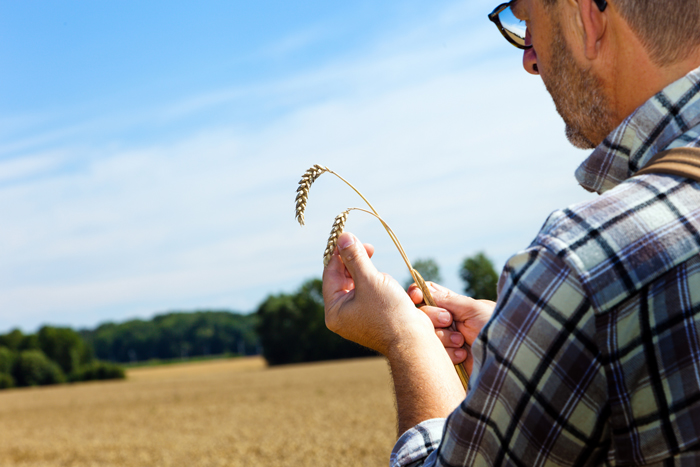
[[607, 13, 700, 124]]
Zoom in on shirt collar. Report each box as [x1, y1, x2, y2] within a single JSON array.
[[575, 65, 700, 194]]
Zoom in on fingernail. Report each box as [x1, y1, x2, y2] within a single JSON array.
[[438, 312, 451, 324], [338, 233, 355, 250], [450, 334, 462, 345], [428, 283, 438, 293], [455, 349, 466, 359]]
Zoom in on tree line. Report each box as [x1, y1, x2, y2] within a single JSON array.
[[0, 251, 499, 390], [80, 311, 258, 363], [0, 326, 124, 389]]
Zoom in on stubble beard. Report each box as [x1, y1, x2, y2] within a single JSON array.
[[541, 22, 616, 149]]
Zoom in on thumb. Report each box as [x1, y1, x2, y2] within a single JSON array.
[[337, 232, 378, 282]]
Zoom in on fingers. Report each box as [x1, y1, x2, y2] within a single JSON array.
[[408, 281, 451, 307], [419, 284, 495, 348], [323, 249, 355, 304], [335, 232, 378, 285], [343, 243, 375, 279], [426, 283, 474, 320], [436, 327, 469, 365], [407, 283, 423, 304], [425, 307, 470, 366], [435, 328, 464, 348], [428, 283, 496, 323], [421, 305, 453, 328], [447, 347, 469, 365], [323, 235, 366, 309], [322, 232, 384, 323]]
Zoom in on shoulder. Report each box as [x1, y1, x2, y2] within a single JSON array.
[[530, 174, 700, 313]]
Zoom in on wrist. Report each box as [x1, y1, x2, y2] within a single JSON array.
[[384, 314, 467, 434], [385, 314, 445, 364]]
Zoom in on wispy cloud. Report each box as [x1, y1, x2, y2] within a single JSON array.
[[258, 27, 329, 58], [0, 0, 596, 332]]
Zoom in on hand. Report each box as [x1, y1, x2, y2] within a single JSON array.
[[322, 232, 433, 357], [324, 233, 467, 432], [408, 282, 495, 372]]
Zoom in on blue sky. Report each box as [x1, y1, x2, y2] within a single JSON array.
[[0, 0, 596, 332]]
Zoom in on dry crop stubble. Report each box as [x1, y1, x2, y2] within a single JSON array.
[[0, 356, 396, 467]]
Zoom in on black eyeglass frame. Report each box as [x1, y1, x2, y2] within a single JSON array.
[[488, 2, 531, 50], [488, 0, 608, 50]]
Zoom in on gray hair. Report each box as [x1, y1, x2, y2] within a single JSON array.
[[543, 0, 700, 65]]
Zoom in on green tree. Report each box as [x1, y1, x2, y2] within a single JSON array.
[[0, 329, 24, 351], [0, 373, 14, 389], [0, 330, 124, 390], [0, 346, 16, 388], [404, 258, 442, 289], [0, 346, 15, 374], [37, 326, 92, 375], [256, 279, 375, 366], [460, 252, 499, 301], [13, 350, 65, 387], [19, 334, 40, 352]]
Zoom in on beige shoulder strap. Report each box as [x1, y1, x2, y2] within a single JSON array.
[[636, 147, 700, 182]]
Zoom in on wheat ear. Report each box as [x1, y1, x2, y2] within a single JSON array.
[[323, 209, 350, 267], [297, 165, 471, 390], [295, 165, 329, 226]]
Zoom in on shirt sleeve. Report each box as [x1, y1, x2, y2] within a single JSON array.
[[390, 418, 446, 467], [391, 245, 611, 466]]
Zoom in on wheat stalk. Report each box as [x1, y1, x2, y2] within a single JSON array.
[[296, 165, 470, 390]]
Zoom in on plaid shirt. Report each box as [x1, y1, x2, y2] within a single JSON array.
[[392, 66, 700, 466]]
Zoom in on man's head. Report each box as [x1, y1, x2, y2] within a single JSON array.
[[491, 0, 700, 148]]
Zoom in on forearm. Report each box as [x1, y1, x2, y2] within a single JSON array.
[[321, 233, 466, 436], [387, 329, 466, 435]]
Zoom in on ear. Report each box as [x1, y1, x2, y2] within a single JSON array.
[[578, 0, 607, 60]]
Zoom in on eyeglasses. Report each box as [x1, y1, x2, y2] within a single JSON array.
[[488, 0, 608, 50], [488, 2, 531, 50]]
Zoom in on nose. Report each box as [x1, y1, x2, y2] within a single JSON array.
[[522, 30, 539, 75]]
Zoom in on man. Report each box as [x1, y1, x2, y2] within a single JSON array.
[[323, 0, 700, 464]]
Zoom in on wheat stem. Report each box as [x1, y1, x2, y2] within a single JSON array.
[[325, 170, 380, 216], [322, 170, 417, 284], [343, 208, 421, 286]]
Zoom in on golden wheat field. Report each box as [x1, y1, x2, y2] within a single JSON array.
[[0, 356, 399, 467]]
